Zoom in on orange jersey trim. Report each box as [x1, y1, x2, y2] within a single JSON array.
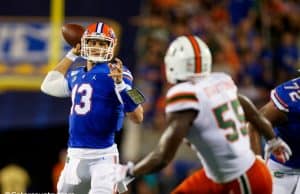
[[167, 99, 199, 106], [166, 92, 198, 105]]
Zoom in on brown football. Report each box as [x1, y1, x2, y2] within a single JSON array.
[[62, 23, 85, 47]]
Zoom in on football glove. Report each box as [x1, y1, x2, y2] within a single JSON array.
[[264, 137, 292, 163], [115, 161, 135, 193]]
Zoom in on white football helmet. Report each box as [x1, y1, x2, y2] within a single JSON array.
[[81, 22, 117, 62], [164, 35, 212, 84]]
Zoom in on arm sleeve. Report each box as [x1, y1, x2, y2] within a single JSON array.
[[270, 89, 289, 112], [270, 79, 295, 113], [41, 70, 70, 97], [270, 78, 300, 113]]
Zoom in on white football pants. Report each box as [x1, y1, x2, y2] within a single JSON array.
[[57, 146, 119, 194]]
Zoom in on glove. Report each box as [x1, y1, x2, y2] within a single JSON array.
[[115, 162, 135, 193], [116, 176, 135, 193], [264, 137, 292, 163]]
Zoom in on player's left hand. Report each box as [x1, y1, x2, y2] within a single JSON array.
[[108, 57, 123, 84], [264, 137, 292, 163]]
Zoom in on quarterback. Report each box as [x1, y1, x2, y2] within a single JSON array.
[[41, 22, 144, 193]]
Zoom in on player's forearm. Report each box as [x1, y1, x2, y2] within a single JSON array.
[[132, 148, 169, 177], [52, 57, 73, 75], [250, 115, 275, 141], [127, 105, 144, 123], [248, 123, 263, 155], [238, 94, 275, 140], [132, 122, 184, 177], [51, 49, 79, 75]]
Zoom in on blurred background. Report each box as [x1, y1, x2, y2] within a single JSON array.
[[0, 0, 299, 193]]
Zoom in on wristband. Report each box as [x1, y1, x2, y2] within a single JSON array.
[[266, 137, 279, 145], [115, 81, 145, 112], [120, 89, 139, 112], [66, 50, 79, 62], [126, 89, 145, 104], [115, 81, 129, 92], [126, 161, 135, 177]]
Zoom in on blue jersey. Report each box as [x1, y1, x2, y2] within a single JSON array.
[[66, 62, 133, 149], [270, 77, 300, 168]]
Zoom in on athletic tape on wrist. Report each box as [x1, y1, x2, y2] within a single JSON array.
[[66, 50, 79, 62]]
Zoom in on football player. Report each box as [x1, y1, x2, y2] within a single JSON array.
[[117, 35, 292, 194], [41, 22, 144, 193], [250, 77, 300, 194]]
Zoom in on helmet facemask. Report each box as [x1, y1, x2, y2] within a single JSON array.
[[81, 22, 117, 63], [81, 34, 115, 63]]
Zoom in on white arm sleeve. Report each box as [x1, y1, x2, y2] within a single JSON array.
[[41, 71, 70, 97]]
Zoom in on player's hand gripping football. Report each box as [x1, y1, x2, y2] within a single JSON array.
[[65, 43, 81, 62], [71, 43, 81, 56], [264, 137, 292, 163], [108, 58, 123, 84]]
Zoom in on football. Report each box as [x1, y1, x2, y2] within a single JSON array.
[[62, 23, 85, 47]]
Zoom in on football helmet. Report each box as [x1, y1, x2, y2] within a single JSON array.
[[81, 22, 117, 62], [164, 35, 212, 84]]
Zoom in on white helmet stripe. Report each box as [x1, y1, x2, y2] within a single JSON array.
[[96, 22, 103, 33]]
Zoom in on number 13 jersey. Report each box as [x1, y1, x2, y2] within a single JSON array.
[[165, 72, 255, 183], [65, 63, 133, 149]]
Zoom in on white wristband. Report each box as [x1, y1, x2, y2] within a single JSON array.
[[127, 161, 135, 176], [115, 81, 127, 92], [115, 81, 132, 92], [266, 137, 279, 146], [66, 50, 79, 62]]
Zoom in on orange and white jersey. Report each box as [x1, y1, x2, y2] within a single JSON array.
[[166, 72, 255, 183]]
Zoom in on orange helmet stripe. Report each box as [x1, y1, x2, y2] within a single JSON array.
[[102, 24, 109, 35], [187, 36, 201, 73], [88, 23, 97, 33]]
